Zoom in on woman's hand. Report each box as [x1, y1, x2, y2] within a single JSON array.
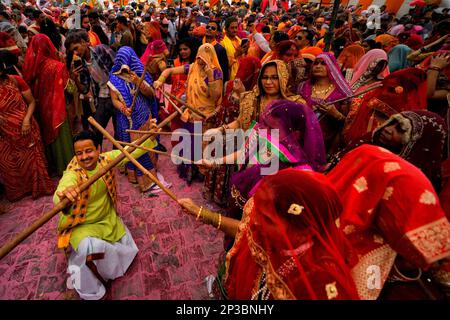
[[153, 80, 163, 89], [233, 78, 245, 94], [317, 103, 344, 120], [430, 53, 450, 70], [120, 103, 132, 116], [21, 118, 31, 135], [203, 63, 214, 79], [178, 198, 200, 217], [130, 71, 141, 86]]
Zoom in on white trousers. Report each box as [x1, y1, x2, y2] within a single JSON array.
[[66, 227, 138, 300]]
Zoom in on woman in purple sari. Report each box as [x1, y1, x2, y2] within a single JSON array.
[[297, 52, 353, 156], [226, 100, 326, 228]]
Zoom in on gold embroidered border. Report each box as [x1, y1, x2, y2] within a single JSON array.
[[351, 244, 397, 300], [403, 217, 450, 264]]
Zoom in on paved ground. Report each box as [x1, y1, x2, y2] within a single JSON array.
[[0, 134, 225, 300]]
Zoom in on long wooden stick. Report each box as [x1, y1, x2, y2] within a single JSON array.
[[323, 83, 383, 106], [159, 89, 184, 115], [157, 88, 207, 119], [88, 117, 178, 201], [117, 140, 194, 164], [0, 109, 182, 260], [126, 129, 204, 136]]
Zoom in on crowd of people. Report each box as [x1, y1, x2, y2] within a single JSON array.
[[0, 0, 450, 300]]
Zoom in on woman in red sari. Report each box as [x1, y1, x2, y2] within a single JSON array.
[[0, 51, 54, 201], [179, 169, 359, 300], [22, 34, 73, 175], [327, 144, 450, 299]]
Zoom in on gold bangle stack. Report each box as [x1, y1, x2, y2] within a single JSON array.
[[216, 214, 222, 230]]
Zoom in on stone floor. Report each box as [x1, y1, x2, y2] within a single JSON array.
[[0, 133, 225, 300]]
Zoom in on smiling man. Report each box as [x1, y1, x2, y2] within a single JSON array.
[[54, 127, 158, 300]]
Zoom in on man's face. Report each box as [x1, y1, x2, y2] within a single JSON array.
[[74, 139, 100, 171], [205, 22, 218, 37], [82, 17, 91, 31], [295, 31, 310, 48], [226, 21, 238, 38], [69, 40, 89, 59]]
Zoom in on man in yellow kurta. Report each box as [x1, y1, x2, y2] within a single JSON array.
[[220, 16, 248, 81], [55, 127, 157, 300]]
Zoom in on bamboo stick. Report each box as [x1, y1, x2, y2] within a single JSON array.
[[157, 88, 207, 119], [88, 117, 178, 201], [126, 129, 204, 136], [117, 140, 194, 164], [0, 109, 183, 260]]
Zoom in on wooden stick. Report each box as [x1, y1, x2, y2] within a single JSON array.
[[157, 88, 207, 119], [159, 89, 184, 115], [0, 109, 182, 260], [117, 140, 194, 164], [323, 83, 383, 106], [126, 129, 204, 136], [88, 117, 178, 201]]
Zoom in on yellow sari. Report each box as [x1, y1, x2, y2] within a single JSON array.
[[184, 43, 223, 122]]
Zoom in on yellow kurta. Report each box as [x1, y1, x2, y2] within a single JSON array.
[[54, 139, 156, 250]]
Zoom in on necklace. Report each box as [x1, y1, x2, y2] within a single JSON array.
[[312, 83, 334, 96]]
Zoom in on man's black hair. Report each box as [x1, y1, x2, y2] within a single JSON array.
[[73, 130, 101, 148], [0, 10, 10, 20], [272, 31, 289, 44], [224, 16, 238, 30], [88, 11, 100, 20], [116, 15, 128, 26]]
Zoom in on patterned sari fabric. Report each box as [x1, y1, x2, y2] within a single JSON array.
[[203, 57, 262, 206], [22, 34, 69, 146], [225, 169, 359, 300], [228, 100, 326, 221], [349, 49, 390, 93], [298, 52, 352, 152], [237, 60, 305, 131], [108, 46, 156, 176], [343, 67, 427, 144], [327, 144, 450, 300], [0, 76, 55, 201], [337, 44, 365, 82]]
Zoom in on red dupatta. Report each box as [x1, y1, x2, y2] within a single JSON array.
[[22, 34, 68, 145], [225, 169, 359, 300], [327, 144, 450, 299]]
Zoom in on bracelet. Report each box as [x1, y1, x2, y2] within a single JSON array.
[[158, 75, 166, 83], [216, 213, 222, 230], [388, 263, 422, 282], [196, 206, 203, 220], [428, 66, 442, 72]]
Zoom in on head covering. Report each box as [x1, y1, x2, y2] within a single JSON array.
[[337, 44, 365, 70], [235, 56, 261, 91], [255, 23, 266, 33], [230, 100, 326, 209], [313, 52, 353, 97], [388, 24, 405, 36], [375, 34, 398, 51], [21, 34, 67, 145], [327, 144, 450, 299], [192, 25, 206, 38], [143, 21, 162, 41], [186, 43, 222, 119], [350, 49, 390, 90], [287, 25, 302, 40], [140, 39, 168, 65], [225, 169, 359, 300], [273, 40, 298, 62], [373, 110, 447, 188], [300, 46, 323, 57], [0, 32, 20, 55], [388, 44, 413, 72], [109, 46, 153, 108], [344, 68, 427, 143], [404, 33, 423, 50]]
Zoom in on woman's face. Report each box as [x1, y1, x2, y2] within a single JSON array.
[[179, 44, 191, 60], [196, 57, 206, 68], [261, 65, 280, 96], [371, 60, 388, 78], [188, 24, 195, 36], [281, 45, 298, 63], [311, 58, 328, 78]]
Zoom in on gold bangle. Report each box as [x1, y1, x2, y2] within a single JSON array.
[[216, 214, 222, 230], [158, 75, 166, 83], [196, 206, 203, 220]]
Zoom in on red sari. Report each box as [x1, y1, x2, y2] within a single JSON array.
[[22, 34, 68, 146], [327, 144, 450, 299], [168, 57, 188, 135], [0, 75, 55, 201], [225, 169, 359, 300]]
